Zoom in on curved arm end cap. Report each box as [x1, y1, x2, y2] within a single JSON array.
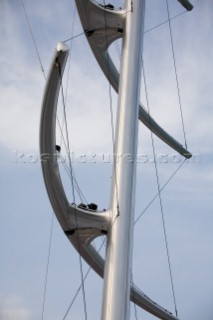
[[177, 0, 193, 11], [57, 41, 69, 52]]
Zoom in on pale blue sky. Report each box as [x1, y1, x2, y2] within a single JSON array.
[[0, 1, 213, 319]]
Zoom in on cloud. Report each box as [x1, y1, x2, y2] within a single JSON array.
[[0, 295, 31, 320], [1, 1, 213, 320]]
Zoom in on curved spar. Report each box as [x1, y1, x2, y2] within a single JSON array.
[[40, 43, 179, 320], [75, 0, 192, 159], [40, 0, 193, 319]]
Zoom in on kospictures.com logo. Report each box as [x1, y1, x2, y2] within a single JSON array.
[[11, 150, 201, 164]]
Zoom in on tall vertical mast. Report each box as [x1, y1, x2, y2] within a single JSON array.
[[101, 0, 145, 319]]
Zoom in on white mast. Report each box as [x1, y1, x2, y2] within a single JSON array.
[[101, 1, 145, 319]]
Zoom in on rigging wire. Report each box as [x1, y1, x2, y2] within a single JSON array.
[[21, 2, 88, 318], [58, 65, 88, 320], [135, 3, 190, 312], [63, 28, 96, 43], [58, 48, 76, 204], [114, 10, 188, 59], [144, 10, 187, 34], [142, 61, 178, 317], [20, 2, 53, 318], [63, 9, 188, 45], [41, 214, 54, 320], [65, 6, 76, 105], [62, 237, 106, 319], [112, 5, 187, 316], [21, 0, 84, 201], [134, 159, 186, 225], [56, 117, 88, 203], [59, 154, 88, 204], [112, 6, 189, 228], [60, 161, 188, 318], [63, 7, 132, 44], [59, 5, 77, 147], [20, 0, 46, 80], [56, 4, 88, 204], [165, 0, 188, 150], [21, 0, 85, 203], [114, 11, 187, 316]]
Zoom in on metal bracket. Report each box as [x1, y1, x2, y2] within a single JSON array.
[[75, 0, 125, 50]]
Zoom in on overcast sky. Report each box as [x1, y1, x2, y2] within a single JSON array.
[[0, 0, 213, 320]]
